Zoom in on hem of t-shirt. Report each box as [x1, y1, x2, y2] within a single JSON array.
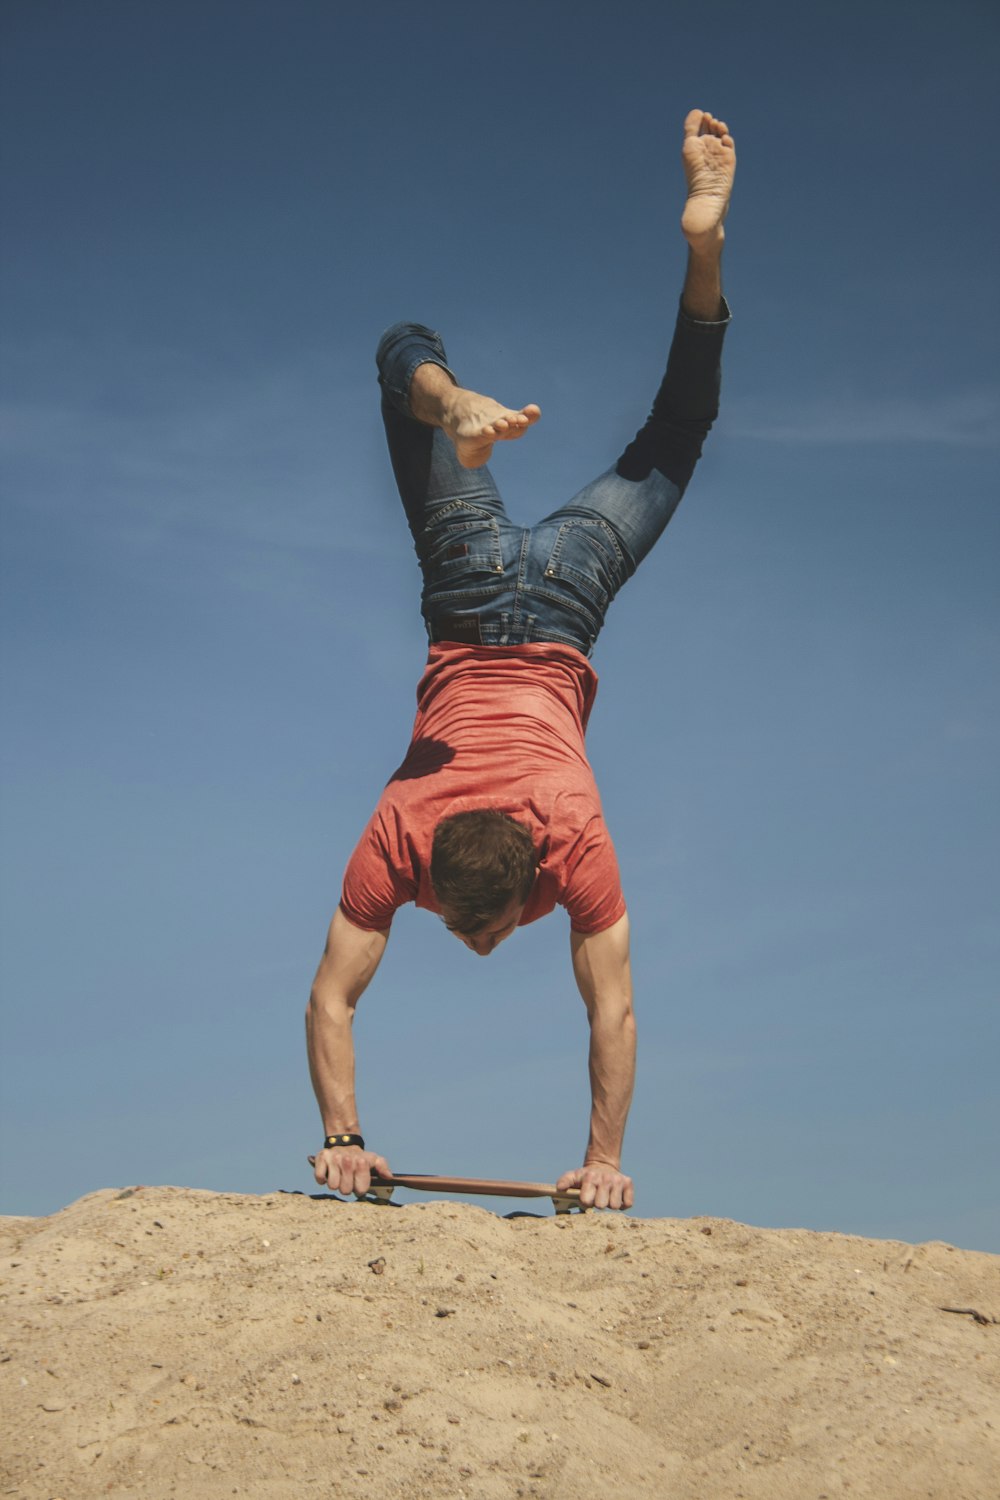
[[338, 899, 394, 933], [426, 638, 591, 665], [568, 896, 627, 935]]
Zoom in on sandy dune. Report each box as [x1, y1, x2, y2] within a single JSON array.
[[1, 1186, 997, 1498]]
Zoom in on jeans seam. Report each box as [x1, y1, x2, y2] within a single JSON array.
[[528, 584, 601, 624], [423, 584, 507, 606], [548, 516, 626, 566], [510, 529, 531, 633], [422, 500, 498, 525]]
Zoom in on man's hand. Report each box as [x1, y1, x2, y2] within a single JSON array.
[[310, 1146, 391, 1199], [556, 1162, 634, 1211]]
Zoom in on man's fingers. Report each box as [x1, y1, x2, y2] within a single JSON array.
[[309, 1152, 331, 1187], [566, 1164, 634, 1212], [310, 1147, 390, 1198], [332, 1155, 366, 1197], [339, 1166, 360, 1197]]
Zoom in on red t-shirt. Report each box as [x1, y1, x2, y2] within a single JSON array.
[[340, 641, 626, 934]]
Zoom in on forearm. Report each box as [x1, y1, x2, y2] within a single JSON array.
[[306, 906, 388, 1140], [570, 913, 635, 1168], [585, 1002, 636, 1168], [306, 991, 362, 1136]]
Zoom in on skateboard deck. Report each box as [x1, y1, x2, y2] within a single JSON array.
[[370, 1172, 585, 1214], [308, 1161, 586, 1213]]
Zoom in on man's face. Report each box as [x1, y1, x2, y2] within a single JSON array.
[[441, 896, 525, 956]]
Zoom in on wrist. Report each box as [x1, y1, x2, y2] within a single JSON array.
[[323, 1132, 365, 1151], [584, 1150, 621, 1170]]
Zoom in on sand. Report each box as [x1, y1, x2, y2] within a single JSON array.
[[1, 1185, 997, 1499]]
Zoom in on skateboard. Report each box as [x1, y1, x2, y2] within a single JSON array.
[[307, 1162, 587, 1214]]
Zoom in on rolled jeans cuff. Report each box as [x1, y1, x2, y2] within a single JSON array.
[[376, 321, 457, 418], [677, 292, 732, 328]]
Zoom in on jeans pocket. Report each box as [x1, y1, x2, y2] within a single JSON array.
[[543, 518, 626, 609], [420, 503, 504, 582]]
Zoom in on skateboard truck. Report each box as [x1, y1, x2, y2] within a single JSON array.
[[365, 1172, 587, 1214]]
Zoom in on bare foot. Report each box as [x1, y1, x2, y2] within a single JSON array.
[[680, 108, 736, 245], [443, 389, 541, 469]]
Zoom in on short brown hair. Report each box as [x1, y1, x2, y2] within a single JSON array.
[[430, 809, 537, 934]]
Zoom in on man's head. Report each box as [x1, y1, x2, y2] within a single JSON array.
[[430, 809, 537, 956]]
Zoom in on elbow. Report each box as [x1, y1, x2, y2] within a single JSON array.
[[615, 991, 637, 1040], [618, 1002, 637, 1039], [307, 983, 354, 1028], [588, 991, 635, 1034], [305, 989, 320, 1043]]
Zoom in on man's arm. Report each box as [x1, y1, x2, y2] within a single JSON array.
[[556, 911, 636, 1210], [306, 906, 392, 1196]]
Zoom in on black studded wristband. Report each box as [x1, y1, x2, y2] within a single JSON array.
[[323, 1133, 366, 1151]]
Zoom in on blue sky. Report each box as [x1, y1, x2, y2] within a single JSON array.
[[2, 1, 997, 1249]]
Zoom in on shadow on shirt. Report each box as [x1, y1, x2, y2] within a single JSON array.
[[388, 737, 456, 783]]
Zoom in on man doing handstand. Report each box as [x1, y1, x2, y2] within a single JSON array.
[[307, 108, 736, 1211]]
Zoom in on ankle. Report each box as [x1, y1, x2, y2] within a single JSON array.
[[682, 223, 725, 258], [409, 359, 457, 426]]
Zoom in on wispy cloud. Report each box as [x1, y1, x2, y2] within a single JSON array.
[[0, 342, 394, 564], [727, 387, 1000, 447]]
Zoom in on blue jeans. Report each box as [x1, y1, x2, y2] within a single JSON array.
[[376, 302, 730, 657]]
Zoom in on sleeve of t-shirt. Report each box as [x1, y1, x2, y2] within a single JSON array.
[[562, 815, 627, 934], [339, 811, 417, 931]]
